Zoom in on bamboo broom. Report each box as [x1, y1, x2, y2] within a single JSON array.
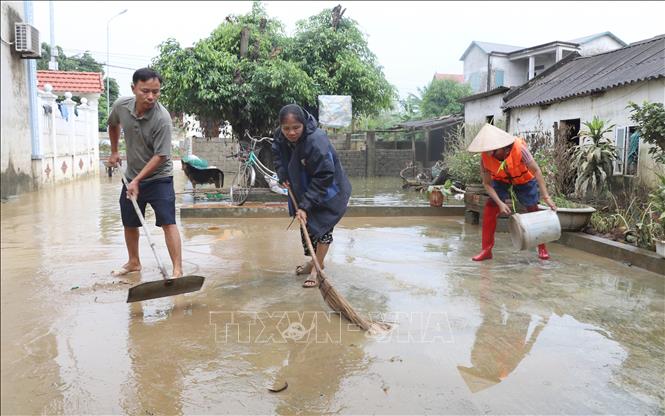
[[286, 185, 390, 334]]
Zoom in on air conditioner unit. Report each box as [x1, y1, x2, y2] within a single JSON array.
[[14, 23, 41, 59]]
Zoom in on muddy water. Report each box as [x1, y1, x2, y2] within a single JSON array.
[[1, 168, 664, 414]]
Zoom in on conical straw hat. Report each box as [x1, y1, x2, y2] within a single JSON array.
[[467, 124, 516, 153]]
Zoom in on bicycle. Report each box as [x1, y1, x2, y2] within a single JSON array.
[[229, 131, 287, 205]]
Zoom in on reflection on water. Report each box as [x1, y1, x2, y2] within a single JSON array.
[[1, 170, 664, 414], [350, 177, 430, 206]]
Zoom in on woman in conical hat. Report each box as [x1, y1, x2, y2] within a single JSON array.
[[467, 124, 557, 261]]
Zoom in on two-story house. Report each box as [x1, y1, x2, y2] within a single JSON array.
[[460, 32, 626, 94]]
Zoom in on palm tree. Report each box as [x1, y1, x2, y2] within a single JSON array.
[[573, 116, 617, 198]]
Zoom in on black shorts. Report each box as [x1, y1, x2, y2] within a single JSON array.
[[120, 176, 176, 227], [300, 227, 334, 256]]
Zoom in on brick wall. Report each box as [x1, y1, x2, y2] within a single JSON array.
[[375, 149, 414, 176], [337, 150, 366, 177]]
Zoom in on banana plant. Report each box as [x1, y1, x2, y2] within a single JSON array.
[[573, 116, 617, 198]]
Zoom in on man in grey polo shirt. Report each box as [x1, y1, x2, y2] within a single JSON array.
[[107, 67, 183, 278]]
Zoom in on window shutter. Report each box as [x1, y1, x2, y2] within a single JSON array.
[[614, 127, 627, 174]]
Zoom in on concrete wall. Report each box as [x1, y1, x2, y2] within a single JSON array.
[[508, 79, 665, 186], [491, 55, 526, 88], [1, 2, 32, 198], [463, 45, 488, 93], [337, 150, 366, 177], [463, 93, 507, 126], [580, 36, 624, 56]]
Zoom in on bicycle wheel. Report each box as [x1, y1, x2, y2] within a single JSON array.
[[230, 164, 255, 205]]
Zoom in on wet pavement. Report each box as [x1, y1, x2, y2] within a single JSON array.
[[1, 167, 664, 414]]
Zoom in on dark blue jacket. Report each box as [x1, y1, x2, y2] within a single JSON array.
[[272, 113, 352, 240]]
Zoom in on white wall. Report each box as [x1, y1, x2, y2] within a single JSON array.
[[508, 79, 665, 185], [463, 45, 488, 93], [464, 93, 507, 126], [580, 36, 624, 56], [35, 90, 100, 186], [1, 1, 33, 196], [491, 55, 526, 88]]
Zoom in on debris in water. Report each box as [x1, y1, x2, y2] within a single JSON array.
[[208, 226, 221, 231], [268, 380, 288, 393], [70, 286, 79, 290]]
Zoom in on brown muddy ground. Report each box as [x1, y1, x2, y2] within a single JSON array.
[[1, 167, 663, 414]]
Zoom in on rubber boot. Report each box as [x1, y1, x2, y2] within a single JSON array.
[[526, 204, 551, 260], [472, 201, 500, 261], [537, 244, 550, 260]]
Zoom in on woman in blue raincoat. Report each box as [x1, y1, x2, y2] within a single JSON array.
[[272, 104, 352, 288]]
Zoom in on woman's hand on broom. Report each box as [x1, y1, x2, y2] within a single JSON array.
[[296, 209, 307, 224]]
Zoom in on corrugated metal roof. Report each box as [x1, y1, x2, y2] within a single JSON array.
[[37, 70, 104, 93], [503, 35, 665, 109], [569, 31, 626, 46], [459, 41, 524, 60], [396, 114, 463, 130], [475, 41, 524, 54]]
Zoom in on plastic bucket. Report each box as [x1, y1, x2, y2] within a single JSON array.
[[509, 209, 561, 250]]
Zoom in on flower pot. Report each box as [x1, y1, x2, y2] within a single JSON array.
[[429, 189, 444, 207], [655, 239, 665, 258], [540, 204, 596, 231]]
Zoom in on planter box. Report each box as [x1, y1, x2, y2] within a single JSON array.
[[539, 204, 596, 231], [656, 239, 665, 258]]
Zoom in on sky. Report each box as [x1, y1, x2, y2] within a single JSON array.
[[32, 1, 665, 99]]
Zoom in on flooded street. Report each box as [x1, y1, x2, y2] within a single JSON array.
[[1, 167, 664, 414]]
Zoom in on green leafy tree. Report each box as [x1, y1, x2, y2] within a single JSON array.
[[152, 2, 396, 138], [38, 43, 119, 130], [419, 79, 472, 118], [399, 93, 421, 121], [288, 7, 396, 118], [628, 101, 665, 164], [573, 116, 617, 198], [153, 2, 313, 137]]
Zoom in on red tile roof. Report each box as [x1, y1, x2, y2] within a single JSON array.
[[433, 73, 464, 83], [37, 70, 104, 93]]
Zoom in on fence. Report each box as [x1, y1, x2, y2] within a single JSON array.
[[36, 85, 100, 185]]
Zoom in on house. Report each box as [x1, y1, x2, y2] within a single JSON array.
[[460, 32, 626, 94], [1, 1, 103, 198], [37, 70, 104, 108], [433, 73, 464, 83], [502, 34, 665, 186]]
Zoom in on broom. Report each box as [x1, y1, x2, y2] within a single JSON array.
[[286, 184, 390, 334]]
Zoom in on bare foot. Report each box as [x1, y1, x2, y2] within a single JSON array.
[[111, 263, 141, 277], [172, 269, 183, 278]]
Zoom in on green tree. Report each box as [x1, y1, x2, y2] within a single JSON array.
[[628, 101, 665, 164], [38, 42, 119, 131], [288, 7, 396, 118], [153, 2, 314, 137], [152, 2, 395, 138], [419, 79, 472, 118]]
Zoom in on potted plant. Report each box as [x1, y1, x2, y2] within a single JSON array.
[[425, 180, 453, 207], [539, 195, 596, 231]]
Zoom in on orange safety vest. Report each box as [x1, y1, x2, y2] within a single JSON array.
[[481, 138, 534, 185]]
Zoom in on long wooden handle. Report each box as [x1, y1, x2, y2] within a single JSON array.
[[120, 168, 169, 280], [285, 184, 325, 278]]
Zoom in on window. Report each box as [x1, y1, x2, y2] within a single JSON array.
[[614, 126, 639, 175], [495, 70, 504, 87], [486, 115, 495, 125]]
